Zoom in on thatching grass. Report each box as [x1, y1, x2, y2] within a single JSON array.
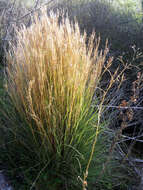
[[1, 9, 117, 190]]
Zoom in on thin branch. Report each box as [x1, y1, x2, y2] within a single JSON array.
[[12, 0, 55, 22], [94, 105, 143, 110], [34, 0, 41, 9]]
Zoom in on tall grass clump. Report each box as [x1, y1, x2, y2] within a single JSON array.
[[2, 10, 111, 189]]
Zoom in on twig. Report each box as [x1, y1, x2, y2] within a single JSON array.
[[34, 0, 41, 9], [12, 0, 55, 22], [94, 105, 143, 110]]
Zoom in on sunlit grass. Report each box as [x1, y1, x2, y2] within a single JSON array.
[[2, 9, 113, 189]]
